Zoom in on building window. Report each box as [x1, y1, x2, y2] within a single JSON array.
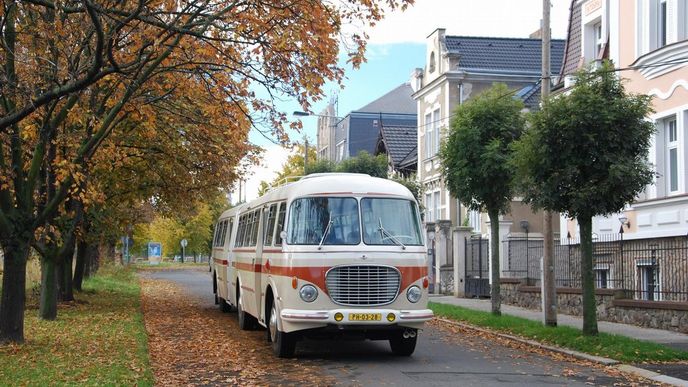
[[424, 112, 433, 159], [594, 263, 612, 289], [429, 51, 436, 73], [469, 210, 481, 233], [594, 22, 603, 58], [336, 141, 345, 162], [434, 191, 441, 220], [660, 0, 668, 48], [636, 259, 661, 301], [433, 109, 441, 155], [425, 193, 433, 222], [667, 118, 678, 193]]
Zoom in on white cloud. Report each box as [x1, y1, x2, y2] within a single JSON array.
[[231, 145, 291, 204], [363, 0, 571, 44]]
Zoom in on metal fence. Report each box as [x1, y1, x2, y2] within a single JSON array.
[[503, 233, 688, 302], [465, 235, 490, 297]]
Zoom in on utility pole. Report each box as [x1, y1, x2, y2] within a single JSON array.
[[304, 134, 309, 174], [541, 0, 557, 327]]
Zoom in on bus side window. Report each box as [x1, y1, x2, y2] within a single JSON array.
[[275, 202, 286, 246], [235, 215, 245, 248], [213, 223, 221, 247], [220, 220, 228, 247], [264, 204, 277, 246], [225, 218, 233, 247]]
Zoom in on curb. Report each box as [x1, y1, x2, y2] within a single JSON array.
[[435, 317, 688, 387]]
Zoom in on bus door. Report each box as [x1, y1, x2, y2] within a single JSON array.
[[252, 208, 267, 322]]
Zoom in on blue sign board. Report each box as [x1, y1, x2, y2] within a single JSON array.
[[147, 242, 162, 265]]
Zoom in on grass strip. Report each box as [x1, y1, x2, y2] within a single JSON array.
[[0, 265, 154, 385], [430, 301, 688, 363]]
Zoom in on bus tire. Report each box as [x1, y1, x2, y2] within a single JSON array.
[[220, 298, 231, 313], [237, 284, 257, 330], [268, 300, 296, 358], [389, 330, 417, 356], [213, 274, 219, 305]]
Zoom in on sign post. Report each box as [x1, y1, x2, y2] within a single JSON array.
[[180, 239, 188, 264]]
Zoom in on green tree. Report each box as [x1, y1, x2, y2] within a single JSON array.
[[511, 62, 655, 335], [390, 174, 424, 206], [335, 151, 388, 178], [440, 83, 525, 315], [258, 143, 317, 196]]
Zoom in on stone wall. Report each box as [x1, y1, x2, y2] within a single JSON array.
[[500, 278, 688, 333]]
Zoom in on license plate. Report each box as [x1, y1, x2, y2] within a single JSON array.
[[348, 313, 381, 321]]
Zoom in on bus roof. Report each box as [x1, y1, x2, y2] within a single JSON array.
[[219, 174, 416, 218]]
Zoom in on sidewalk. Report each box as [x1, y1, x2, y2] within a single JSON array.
[[431, 295, 688, 351]]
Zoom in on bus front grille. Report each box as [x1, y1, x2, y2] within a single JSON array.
[[325, 265, 400, 306]]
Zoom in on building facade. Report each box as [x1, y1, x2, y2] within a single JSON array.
[[411, 29, 565, 235], [554, 0, 688, 302], [316, 83, 417, 162]]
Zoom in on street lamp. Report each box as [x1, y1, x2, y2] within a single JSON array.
[[292, 111, 344, 167]]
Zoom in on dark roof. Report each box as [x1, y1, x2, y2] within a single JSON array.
[[445, 36, 565, 74], [356, 83, 416, 115], [559, 0, 583, 79], [377, 125, 417, 168], [516, 81, 542, 110]]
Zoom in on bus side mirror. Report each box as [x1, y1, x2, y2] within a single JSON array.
[[280, 230, 287, 242]]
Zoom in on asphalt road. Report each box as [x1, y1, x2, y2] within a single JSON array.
[[144, 269, 634, 386]]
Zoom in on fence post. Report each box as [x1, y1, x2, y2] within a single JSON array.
[[425, 222, 436, 293], [453, 226, 472, 297], [437, 220, 453, 293]]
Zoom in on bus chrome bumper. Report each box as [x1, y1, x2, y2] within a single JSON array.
[[280, 308, 434, 324]]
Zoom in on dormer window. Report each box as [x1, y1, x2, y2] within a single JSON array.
[[429, 51, 436, 73]]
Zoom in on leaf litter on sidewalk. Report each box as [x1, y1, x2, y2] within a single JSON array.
[[140, 277, 336, 386]]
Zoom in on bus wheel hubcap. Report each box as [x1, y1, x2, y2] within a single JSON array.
[[269, 304, 278, 342]]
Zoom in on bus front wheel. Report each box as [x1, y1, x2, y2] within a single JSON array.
[[268, 301, 296, 358], [389, 329, 417, 356]]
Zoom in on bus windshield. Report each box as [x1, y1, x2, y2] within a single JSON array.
[[287, 197, 360, 245], [361, 198, 422, 246]]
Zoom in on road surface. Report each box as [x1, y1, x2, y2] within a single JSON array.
[[142, 269, 638, 386]]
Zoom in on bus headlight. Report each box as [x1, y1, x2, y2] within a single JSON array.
[[299, 285, 318, 303], [406, 286, 421, 303]]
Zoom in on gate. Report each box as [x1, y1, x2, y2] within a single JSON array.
[[465, 235, 490, 298]]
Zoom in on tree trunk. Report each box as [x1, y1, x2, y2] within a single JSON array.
[[579, 215, 598, 335], [0, 243, 29, 343], [56, 260, 65, 301], [488, 208, 501, 316], [39, 256, 58, 320], [61, 240, 76, 302], [73, 240, 87, 291]]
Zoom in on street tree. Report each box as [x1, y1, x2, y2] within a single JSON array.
[[511, 62, 655, 335], [0, 0, 413, 343], [439, 83, 525, 316]]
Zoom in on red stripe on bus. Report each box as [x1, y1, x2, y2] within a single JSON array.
[[214, 258, 228, 265], [232, 264, 427, 294]]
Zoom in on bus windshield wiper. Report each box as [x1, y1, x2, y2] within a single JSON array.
[[318, 215, 333, 250], [378, 218, 406, 250]]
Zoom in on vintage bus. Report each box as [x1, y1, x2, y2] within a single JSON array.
[[210, 173, 433, 357]]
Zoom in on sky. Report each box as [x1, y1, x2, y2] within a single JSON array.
[[233, 0, 571, 203]]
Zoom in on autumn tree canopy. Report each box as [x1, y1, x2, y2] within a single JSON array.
[[0, 0, 414, 343]]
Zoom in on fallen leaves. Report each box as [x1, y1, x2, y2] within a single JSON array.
[[140, 277, 336, 386], [429, 319, 664, 386]]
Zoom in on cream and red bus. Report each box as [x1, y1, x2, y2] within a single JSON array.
[[210, 173, 433, 357]]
